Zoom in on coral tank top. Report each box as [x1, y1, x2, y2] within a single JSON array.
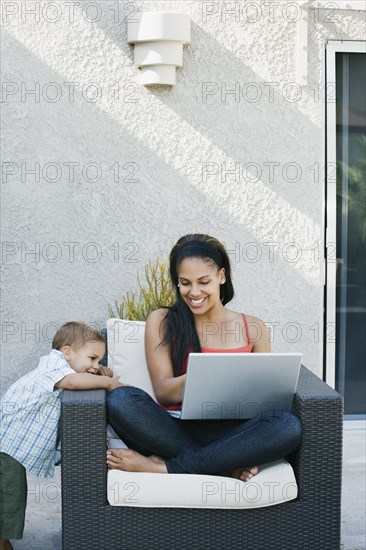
[[180, 313, 252, 375]]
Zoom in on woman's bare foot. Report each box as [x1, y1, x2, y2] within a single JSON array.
[[107, 448, 167, 473], [221, 465, 259, 482], [239, 466, 259, 481]]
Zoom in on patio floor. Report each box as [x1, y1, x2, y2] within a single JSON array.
[[10, 421, 366, 550]]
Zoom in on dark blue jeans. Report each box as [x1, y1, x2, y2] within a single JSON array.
[[107, 386, 302, 475]]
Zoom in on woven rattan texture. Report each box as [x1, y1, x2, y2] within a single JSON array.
[[61, 367, 343, 550]]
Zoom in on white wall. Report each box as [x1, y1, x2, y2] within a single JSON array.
[[1, 0, 365, 393]]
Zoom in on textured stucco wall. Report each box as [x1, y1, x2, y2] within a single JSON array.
[[1, 1, 365, 394]]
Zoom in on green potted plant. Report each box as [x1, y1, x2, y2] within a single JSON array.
[[108, 258, 176, 321]]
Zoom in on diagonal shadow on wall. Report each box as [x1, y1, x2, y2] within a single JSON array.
[[149, 21, 323, 223]]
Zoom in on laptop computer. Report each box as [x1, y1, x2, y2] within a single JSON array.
[[168, 352, 302, 420]]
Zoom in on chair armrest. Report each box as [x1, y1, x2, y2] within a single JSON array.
[[61, 389, 108, 506], [290, 366, 343, 501], [295, 365, 343, 403]]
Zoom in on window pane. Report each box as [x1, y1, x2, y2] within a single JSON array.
[[335, 52, 366, 414]]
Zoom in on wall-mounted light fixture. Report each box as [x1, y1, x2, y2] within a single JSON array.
[[127, 12, 191, 86]]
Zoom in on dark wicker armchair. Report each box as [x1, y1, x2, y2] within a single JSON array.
[[61, 366, 343, 550]]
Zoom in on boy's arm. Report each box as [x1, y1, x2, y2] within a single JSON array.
[[55, 373, 124, 391]]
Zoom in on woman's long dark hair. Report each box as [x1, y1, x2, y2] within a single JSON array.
[[161, 234, 234, 376]]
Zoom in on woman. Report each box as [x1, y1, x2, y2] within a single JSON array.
[[106, 234, 302, 481]]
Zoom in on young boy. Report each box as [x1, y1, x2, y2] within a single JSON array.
[[0, 322, 123, 550]]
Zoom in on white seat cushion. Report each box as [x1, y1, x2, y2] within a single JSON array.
[[107, 455, 297, 509], [105, 319, 298, 508]]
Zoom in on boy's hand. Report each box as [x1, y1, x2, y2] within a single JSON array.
[[108, 374, 130, 391], [98, 365, 113, 377]]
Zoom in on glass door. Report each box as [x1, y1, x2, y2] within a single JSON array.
[[326, 41, 366, 415]]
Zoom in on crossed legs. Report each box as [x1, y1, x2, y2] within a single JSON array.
[[106, 387, 301, 480]]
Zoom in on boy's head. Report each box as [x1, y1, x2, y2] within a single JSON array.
[[52, 322, 106, 374]]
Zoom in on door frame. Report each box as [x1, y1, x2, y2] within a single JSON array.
[[325, 40, 366, 389]]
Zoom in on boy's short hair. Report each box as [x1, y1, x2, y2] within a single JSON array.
[[52, 322, 105, 351]]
